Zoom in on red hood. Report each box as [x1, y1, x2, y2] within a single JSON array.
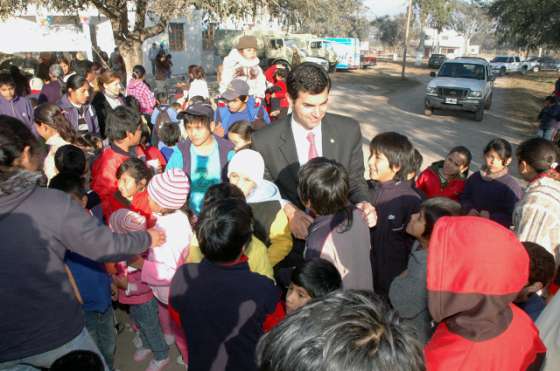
[[427, 216, 529, 341]]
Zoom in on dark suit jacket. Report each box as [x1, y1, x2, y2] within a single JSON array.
[[252, 113, 369, 209]]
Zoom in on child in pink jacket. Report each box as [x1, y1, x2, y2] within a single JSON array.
[[109, 209, 170, 371], [140, 169, 192, 367]]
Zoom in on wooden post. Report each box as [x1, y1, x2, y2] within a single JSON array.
[[401, 0, 413, 79]]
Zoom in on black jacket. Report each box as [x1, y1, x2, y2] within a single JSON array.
[[91, 92, 124, 138], [0, 171, 150, 362], [252, 113, 369, 209]]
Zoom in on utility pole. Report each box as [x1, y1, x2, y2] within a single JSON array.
[[401, 0, 413, 79]]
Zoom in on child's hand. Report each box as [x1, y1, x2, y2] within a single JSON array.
[[270, 110, 280, 117], [284, 203, 313, 240], [130, 257, 145, 269], [467, 209, 480, 216], [112, 274, 128, 290], [479, 210, 490, 219], [356, 201, 377, 228], [148, 227, 166, 248]]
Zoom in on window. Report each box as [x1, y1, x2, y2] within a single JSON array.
[[168, 23, 184, 51], [310, 41, 322, 49], [270, 39, 284, 49]]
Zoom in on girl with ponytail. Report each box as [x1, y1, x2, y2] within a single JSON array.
[[514, 138, 560, 259], [126, 65, 156, 116], [34, 103, 80, 181]]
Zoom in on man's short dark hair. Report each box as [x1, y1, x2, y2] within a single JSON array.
[[287, 62, 331, 100], [159, 122, 181, 147], [291, 259, 342, 299], [54, 144, 86, 175], [370, 132, 414, 181], [256, 290, 425, 371], [522, 241, 556, 287], [196, 198, 253, 263], [73, 60, 94, 77], [105, 106, 141, 141], [297, 157, 349, 216]]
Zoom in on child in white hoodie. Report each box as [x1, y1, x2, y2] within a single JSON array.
[[227, 149, 292, 268], [219, 36, 266, 99], [140, 168, 191, 369]]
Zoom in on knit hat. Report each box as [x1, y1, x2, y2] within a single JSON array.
[[237, 35, 258, 50], [109, 209, 147, 233], [147, 169, 190, 210], [222, 79, 250, 101], [227, 149, 265, 185]]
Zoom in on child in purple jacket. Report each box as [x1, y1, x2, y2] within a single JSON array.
[[0, 72, 34, 131]]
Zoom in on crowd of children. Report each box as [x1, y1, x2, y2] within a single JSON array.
[[1, 53, 560, 371]]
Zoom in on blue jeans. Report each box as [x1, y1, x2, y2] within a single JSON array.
[[84, 307, 116, 370], [0, 327, 108, 371], [537, 128, 555, 141], [130, 298, 169, 361]]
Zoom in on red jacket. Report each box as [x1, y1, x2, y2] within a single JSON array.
[[272, 80, 289, 108], [143, 145, 167, 170], [416, 161, 466, 201], [103, 190, 155, 228], [425, 217, 546, 371], [91, 145, 145, 215]]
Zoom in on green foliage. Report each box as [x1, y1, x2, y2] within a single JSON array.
[[371, 15, 405, 47], [414, 0, 456, 31], [486, 0, 560, 49]]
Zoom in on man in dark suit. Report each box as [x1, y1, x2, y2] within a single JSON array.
[[252, 62, 376, 243]]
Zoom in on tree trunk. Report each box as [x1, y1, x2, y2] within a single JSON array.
[[119, 40, 144, 81]]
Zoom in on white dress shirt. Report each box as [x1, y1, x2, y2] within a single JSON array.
[[291, 116, 323, 165]]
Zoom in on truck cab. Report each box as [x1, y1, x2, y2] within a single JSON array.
[[490, 55, 522, 76]]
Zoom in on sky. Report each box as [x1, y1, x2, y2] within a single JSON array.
[[363, 0, 408, 18]]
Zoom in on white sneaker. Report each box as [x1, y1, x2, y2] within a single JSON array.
[[132, 333, 143, 349], [146, 357, 170, 371], [133, 348, 151, 362], [164, 334, 175, 345]]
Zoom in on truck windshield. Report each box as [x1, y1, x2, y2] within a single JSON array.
[[438, 63, 485, 80], [491, 57, 509, 63]]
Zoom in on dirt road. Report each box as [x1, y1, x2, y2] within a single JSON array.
[[329, 62, 538, 174]]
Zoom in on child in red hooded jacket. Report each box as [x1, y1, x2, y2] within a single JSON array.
[[424, 216, 546, 371]]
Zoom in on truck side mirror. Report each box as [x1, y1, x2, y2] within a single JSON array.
[[430, 71, 436, 77]]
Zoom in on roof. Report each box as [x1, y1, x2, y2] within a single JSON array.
[[447, 58, 489, 66]]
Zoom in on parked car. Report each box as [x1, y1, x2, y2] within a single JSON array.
[[428, 54, 446, 69], [490, 55, 523, 76], [534, 56, 560, 72], [425, 58, 495, 121], [360, 54, 376, 69]]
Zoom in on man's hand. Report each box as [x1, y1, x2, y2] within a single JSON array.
[[284, 202, 313, 240], [147, 228, 166, 248], [356, 201, 377, 228]]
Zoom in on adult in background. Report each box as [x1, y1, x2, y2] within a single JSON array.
[[251, 63, 376, 279], [109, 47, 126, 83], [0, 116, 164, 371], [91, 70, 125, 138], [39, 64, 65, 104], [148, 43, 159, 76]]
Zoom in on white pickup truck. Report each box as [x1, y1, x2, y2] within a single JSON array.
[[490, 55, 539, 75]]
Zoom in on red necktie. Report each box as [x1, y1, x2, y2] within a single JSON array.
[[307, 132, 318, 161]]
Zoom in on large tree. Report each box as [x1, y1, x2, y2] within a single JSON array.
[[452, 0, 493, 52], [414, 0, 456, 53], [0, 0, 259, 74], [371, 15, 406, 47], [486, 0, 560, 51]]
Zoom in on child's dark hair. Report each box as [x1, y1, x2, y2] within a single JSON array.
[[188, 95, 209, 106], [275, 68, 288, 80], [34, 103, 79, 144], [448, 145, 472, 175], [54, 145, 86, 175], [484, 138, 513, 164], [228, 120, 253, 142], [522, 242, 556, 287], [132, 65, 146, 79], [203, 183, 246, 210], [420, 197, 463, 239], [124, 95, 141, 113], [49, 172, 86, 200], [188, 65, 205, 80], [0, 115, 43, 171], [516, 137, 560, 174], [139, 123, 151, 146], [184, 113, 212, 129], [291, 259, 342, 299], [196, 198, 253, 263], [544, 95, 557, 104], [73, 60, 94, 78], [369, 132, 414, 181], [105, 105, 141, 141], [159, 122, 181, 147], [408, 148, 423, 179], [298, 157, 349, 216], [116, 158, 151, 183], [156, 91, 168, 104], [50, 350, 104, 371], [0, 72, 15, 88], [65, 74, 88, 94]]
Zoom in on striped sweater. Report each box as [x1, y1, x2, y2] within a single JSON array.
[[514, 176, 560, 262]]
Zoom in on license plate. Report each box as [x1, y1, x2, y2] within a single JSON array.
[[445, 97, 458, 104]]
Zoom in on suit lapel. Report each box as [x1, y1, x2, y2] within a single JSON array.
[[321, 115, 337, 159], [278, 115, 299, 168]]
